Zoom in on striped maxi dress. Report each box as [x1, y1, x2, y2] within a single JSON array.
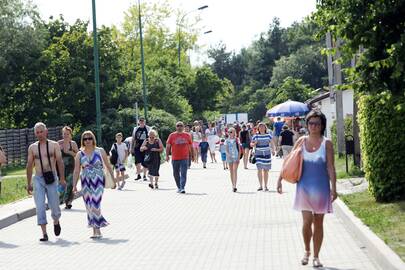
[[79, 148, 109, 228]]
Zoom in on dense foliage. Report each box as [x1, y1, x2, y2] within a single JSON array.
[[314, 0, 405, 201], [207, 18, 327, 120]]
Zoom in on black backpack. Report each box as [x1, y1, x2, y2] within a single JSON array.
[[109, 143, 118, 165]]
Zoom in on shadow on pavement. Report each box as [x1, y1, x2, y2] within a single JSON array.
[[63, 208, 86, 213], [0, 241, 19, 248], [184, 193, 208, 196], [320, 267, 356, 270], [155, 188, 176, 191], [91, 238, 129, 245], [42, 238, 80, 247]]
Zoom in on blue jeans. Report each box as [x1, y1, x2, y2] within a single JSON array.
[[33, 175, 61, 225], [172, 160, 189, 190], [201, 151, 208, 163]]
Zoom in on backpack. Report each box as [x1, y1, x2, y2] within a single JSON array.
[[109, 143, 118, 165]]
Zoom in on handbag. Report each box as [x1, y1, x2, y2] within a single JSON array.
[[103, 167, 116, 189], [38, 140, 56, 185], [280, 138, 305, 183], [249, 151, 256, 164]]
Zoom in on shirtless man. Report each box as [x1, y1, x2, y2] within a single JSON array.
[[26, 122, 66, 241]]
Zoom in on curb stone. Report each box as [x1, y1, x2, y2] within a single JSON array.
[[335, 198, 405, 270], [0, 193, 82, 230]]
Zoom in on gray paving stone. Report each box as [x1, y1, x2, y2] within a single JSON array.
[[0, 156, 380, 270]]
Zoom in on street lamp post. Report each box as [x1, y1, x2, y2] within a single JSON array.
[[91, 0, 102, 143], [138, 0, 148, 121], [177, 5, 208, 67]]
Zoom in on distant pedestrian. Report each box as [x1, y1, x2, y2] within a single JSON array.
[[166, 122, 193, 193], [58, 126, 79, 209], [205, 122, 218, 163], [277, 110, 337, 268], [279, 125, 295, 157], [273, 117, 285, 156], [0, 145, 6, 181], [191, 125, 202, 163], [225, 128, 241, 192], [251, 123, 275, 191], [219, 138, 228, 170], [239, 124, 251, 169], [26, 122, 66, 241], [73, 131, 115, 239], [140, 130, 163, 189], [185, 125, 193, 168], [199, 135, 209, 169], [110, 132, 128, 190], [131, 117, 151, 181]]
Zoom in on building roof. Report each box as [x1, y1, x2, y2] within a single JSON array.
[[306, 87, 330, 105]]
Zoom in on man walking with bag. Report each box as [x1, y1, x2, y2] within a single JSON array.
[[26, 122, 66, 241]]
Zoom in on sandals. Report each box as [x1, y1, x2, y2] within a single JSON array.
[[301, 251, 310, 265], [313, 257, 323, 268], [257, 187, 263, 191]]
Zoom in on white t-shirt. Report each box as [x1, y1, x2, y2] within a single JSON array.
[[111, 142, 128, 163]]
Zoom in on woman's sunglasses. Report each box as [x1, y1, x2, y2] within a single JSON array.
[[83, 137, 93, 141]]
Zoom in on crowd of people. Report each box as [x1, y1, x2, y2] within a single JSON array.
[[0, 109, 336, 268]]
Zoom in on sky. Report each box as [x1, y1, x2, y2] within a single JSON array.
[[33, 0, 317, 63]]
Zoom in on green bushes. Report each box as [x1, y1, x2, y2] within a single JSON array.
[[330, 116, 353, 152], [358, 92, 405, 202]]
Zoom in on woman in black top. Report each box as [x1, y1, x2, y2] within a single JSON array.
[[140, 130, 163, 189], [239, 124, 251, 169]]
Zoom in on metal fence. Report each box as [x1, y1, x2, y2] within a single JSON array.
[[0, 127, 62, 167]]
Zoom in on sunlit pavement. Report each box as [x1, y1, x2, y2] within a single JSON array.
[[0, 155, 380, 270]]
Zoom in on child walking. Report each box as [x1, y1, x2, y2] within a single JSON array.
[[225, 128, 241, 192], [219, 138, 228, 170], [199, 136, 209, 169], [110, 133, 128, 190]]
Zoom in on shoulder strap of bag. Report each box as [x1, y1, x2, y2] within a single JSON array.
[[38, 140, 52, 173], [114, 143, 117, 151]]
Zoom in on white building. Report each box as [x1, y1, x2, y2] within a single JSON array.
[[307, 89, 354, 139]]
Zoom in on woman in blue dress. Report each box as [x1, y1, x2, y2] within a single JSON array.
[[73, 131, 115, 239], [251, 123, 275, 191], [277, 110, 337, 268]]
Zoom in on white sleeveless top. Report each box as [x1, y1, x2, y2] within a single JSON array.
[[302, 137, 326, 163]]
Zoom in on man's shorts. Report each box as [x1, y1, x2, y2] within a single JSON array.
[[134, 148, 145, 165], [114, 163, 126, 172]]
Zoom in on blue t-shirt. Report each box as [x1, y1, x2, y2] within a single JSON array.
[[274, 121, 285, 136], [199, 141, 209, 154]]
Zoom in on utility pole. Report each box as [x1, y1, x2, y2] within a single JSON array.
[[334, 38, 345, 156], [138, 0, 148, 121], [326, 32, 345, 155], [352, 53, 361, 166], [92, 0, 102, 143]]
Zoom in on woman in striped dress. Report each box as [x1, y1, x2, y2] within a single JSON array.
[[73, 131, 115, 239], [251, 123, 276, 191]]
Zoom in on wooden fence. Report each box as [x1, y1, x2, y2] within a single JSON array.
[[0, 127, 62, 167]]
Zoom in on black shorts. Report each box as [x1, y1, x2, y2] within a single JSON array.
[[134, 148, 145, 165]]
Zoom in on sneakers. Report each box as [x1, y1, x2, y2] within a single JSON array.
[[135, 174, 141, 181], [180, 189, 186, 194], [143, 175, 147, 181]]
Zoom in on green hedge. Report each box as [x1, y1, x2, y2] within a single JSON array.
[[358, 91, 405, 202]]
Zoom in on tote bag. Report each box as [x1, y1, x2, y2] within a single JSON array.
[[280, 138, 305, 183]]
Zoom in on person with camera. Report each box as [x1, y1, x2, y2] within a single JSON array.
[[26, 122, 66, 242], [131, 117, 151, 181]]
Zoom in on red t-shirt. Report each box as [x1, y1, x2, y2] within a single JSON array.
[[166, 132, 192, 160]]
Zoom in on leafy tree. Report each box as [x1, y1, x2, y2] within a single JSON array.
[[270, 45, 327, 89]]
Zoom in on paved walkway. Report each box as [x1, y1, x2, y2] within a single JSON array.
[[0, 157, 380, 270]]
